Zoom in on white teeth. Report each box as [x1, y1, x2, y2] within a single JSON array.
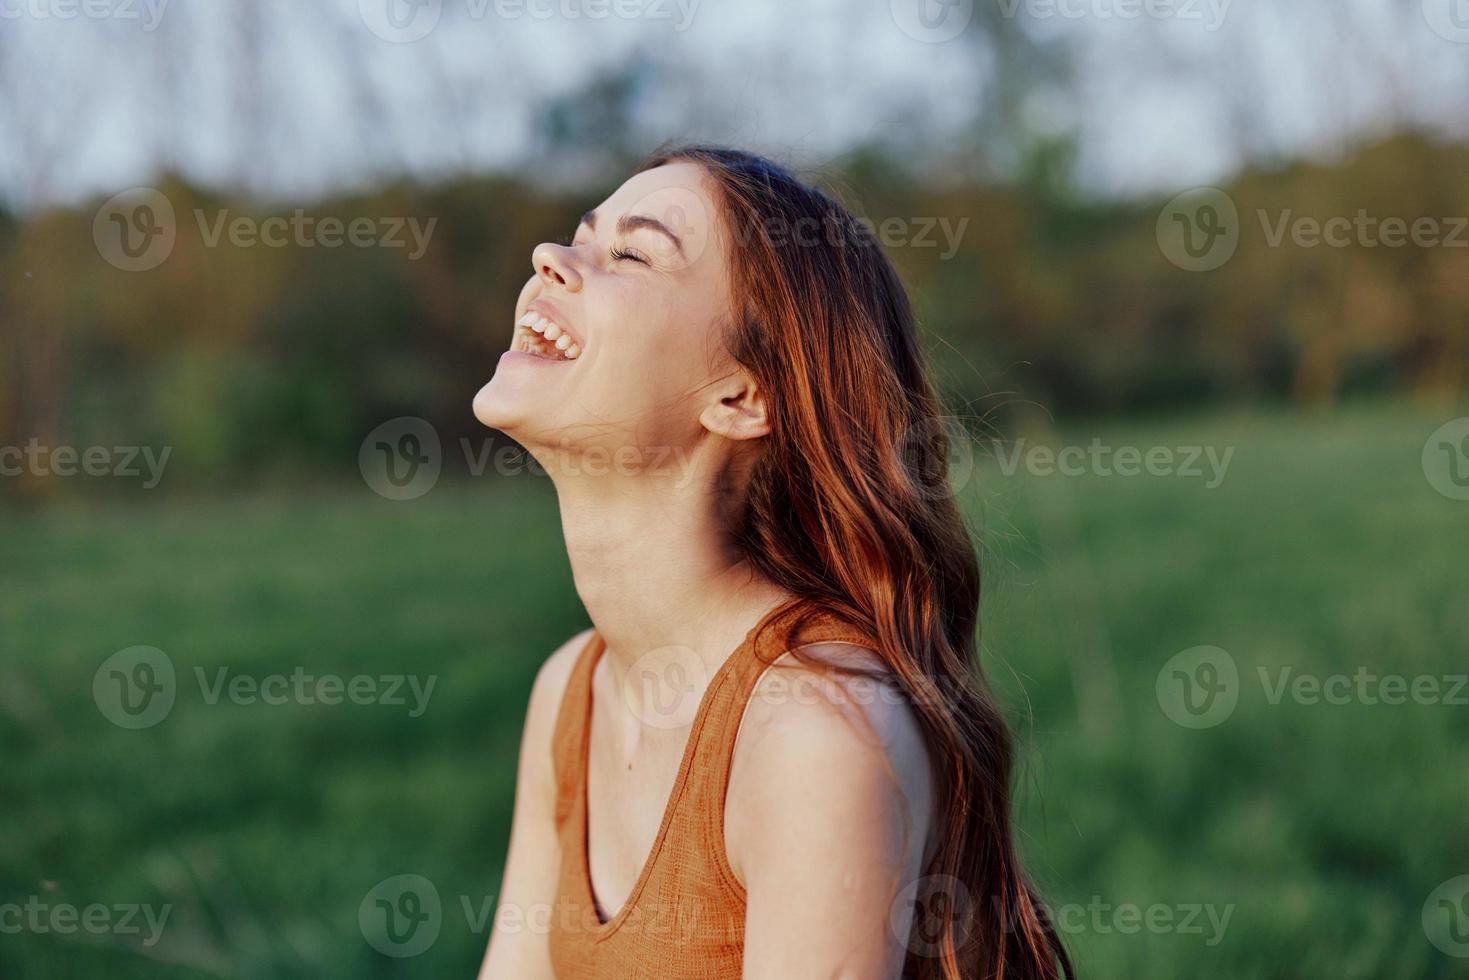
[[512, 309, 579, 358]]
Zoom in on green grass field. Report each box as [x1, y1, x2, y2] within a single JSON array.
[[3, 402, 1466, 978]]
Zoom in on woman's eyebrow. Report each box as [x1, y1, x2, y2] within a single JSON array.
[[618, 214, 685, 256], [576, 208, 685, 257]]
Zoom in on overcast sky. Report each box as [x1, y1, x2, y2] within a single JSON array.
[[2, 0, 1466, 210]]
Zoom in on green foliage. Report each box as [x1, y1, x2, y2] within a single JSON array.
[[3, 133, 1467, 499], [1, 403, 1463, 977]]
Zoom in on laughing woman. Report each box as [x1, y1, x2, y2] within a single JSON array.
[[473, 146, 1071, 980]]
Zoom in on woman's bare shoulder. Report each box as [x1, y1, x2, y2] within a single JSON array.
[[724, 642, 935, 883]]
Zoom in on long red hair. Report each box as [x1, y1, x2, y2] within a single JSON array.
[[640, 145, 1072, 980]]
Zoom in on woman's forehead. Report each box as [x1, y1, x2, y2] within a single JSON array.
[[588, 161, 722, 269]]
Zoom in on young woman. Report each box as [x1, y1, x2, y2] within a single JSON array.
[[473, 146, 1070, 980]]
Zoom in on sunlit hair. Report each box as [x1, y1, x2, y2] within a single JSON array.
[[639, 145, 1072, 980]]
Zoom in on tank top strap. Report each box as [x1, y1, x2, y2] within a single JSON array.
[[680, 600, 879, 876], [550, 628, 606, 828], [697, 598, 880, 752]]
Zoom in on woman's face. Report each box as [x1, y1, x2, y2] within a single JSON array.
[[473, 162, 740, 467]]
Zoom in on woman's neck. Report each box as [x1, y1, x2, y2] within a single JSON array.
[[551, 461, 791, 678]]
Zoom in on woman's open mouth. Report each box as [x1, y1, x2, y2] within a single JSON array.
[[514, 310, 580, 361]]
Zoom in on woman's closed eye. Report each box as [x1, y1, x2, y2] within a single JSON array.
[[558, 235, 648, 265], [608, 245, 649, 265]]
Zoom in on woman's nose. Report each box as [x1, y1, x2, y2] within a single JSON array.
[[531, 242, 582, 291]]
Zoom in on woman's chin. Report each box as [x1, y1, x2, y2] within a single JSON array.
[[472, 377, 523, 433]]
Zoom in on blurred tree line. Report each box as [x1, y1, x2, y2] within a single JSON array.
[[2, 131, 1466, 496]]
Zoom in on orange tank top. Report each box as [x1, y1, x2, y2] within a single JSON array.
[[546, 598, 876, 979]]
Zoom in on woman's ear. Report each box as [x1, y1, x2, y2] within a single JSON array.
[[699, 372, 770, 441]]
